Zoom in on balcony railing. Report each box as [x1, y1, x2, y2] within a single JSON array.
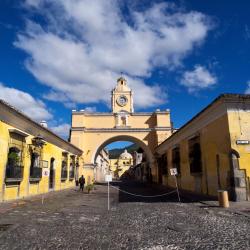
[[30, 167, 42, 181], [69, 170, 75, 180], [5, 165, 24, 183], [61, 170, 68, 181]]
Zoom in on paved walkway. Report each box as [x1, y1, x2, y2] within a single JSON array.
[[0, 181, 249, 249]]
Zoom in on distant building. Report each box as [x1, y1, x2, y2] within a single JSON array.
[[130, 150, 150, 182], [94, 148, 110, 183], [133, 151, 143, 166], [109, 149, 133, 179]]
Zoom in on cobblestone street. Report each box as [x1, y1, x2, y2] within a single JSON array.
[[0, 182, 249, 250]]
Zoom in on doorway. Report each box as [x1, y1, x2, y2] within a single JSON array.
[[49, 158, 55, 190]]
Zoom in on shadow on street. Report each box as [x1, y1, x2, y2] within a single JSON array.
[[110, 180, 218, 203]]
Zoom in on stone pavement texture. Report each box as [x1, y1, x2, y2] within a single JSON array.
[[0, 181, 249, 250]]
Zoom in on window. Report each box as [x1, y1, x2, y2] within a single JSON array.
[[172, 147, 181, 175], [8, 147, 21, 167], [61, 153, 68, 180], [157, 154, 168, 175], [30, 152, 42, 180], [162, 154, 168, 175], [188, 136, 202, 173], [6, 132, 25, 181], [69, 155, 75, 179], [121, 116, 126, 126], [6, 147, 23, 181]]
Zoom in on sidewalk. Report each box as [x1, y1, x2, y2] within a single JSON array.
[[150, 181, 250, 218], [0, 187, 76, 214]]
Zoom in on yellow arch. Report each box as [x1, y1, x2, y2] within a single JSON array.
[[91, 135, 155, 167]]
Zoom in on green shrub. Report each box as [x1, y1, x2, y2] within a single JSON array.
[[85, 184, 94, 193]]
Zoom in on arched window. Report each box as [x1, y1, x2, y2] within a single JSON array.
[[230, 150, 240, 170], [121, 116, 126, 126]]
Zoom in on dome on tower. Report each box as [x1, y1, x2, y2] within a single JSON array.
[[114, 76, 131, 92], [119, 149, 132, 160]]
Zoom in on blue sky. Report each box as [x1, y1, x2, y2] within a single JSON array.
[[0, 0, 250, 141]]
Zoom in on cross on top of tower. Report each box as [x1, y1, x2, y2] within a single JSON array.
[[117, 76, 126, 85]]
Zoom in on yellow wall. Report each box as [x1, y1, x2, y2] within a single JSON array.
[[0, 121, 9, 201], [0, 121, 81, 202], [71, 109, 172, 184], [158, 114, 232, 197], [78, 167, 94, 185], [156, 113, 171, 127], [227, 110, 250, 177], [72, 113, 171, 130]]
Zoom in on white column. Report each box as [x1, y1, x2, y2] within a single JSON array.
[[125, 115, 129, 126]]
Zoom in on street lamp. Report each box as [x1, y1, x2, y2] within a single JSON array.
[[32, 134, 46, 148]]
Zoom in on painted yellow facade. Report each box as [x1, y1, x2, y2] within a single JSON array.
[[155, 94, 250, 201], [109, 150, 133, 179], [0, 100, 83, 202], [70, 77, 173, 183], [94, 148, 110, 182]]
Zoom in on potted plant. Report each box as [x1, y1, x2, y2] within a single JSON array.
[[8, 151, 20, 167], [86, 183, 94, 194]]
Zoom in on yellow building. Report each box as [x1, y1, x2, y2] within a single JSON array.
[[70, 77, 173, 183], [155, 94, 250, 201], [0, 100, 83, 202], [109, 150, 133, 179], [94, 148, 110, 183]]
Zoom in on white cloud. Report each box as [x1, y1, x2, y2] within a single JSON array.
[[84, 106, 97, 112], [50, 123, 70, 138], [180, 65, 217, 93], [16, 1, 212, 109], [0, 83, 53, 121], [24, 0, 42, 8], [245, 81, 250, 94]]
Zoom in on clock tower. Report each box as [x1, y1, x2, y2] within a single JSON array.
[[111, 77, 134, 113]]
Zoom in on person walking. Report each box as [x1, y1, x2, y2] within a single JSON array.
[[79, 175, 85, 192]]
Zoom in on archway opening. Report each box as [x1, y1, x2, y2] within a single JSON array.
[[92, 136, 153, 184]]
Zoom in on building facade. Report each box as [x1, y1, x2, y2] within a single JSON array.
[[109, 149, 133, 179], [70, 77, 173, 183], [155, 94, 250, 201], [0, 100, 83, 201], [94, 148, 110, 183]]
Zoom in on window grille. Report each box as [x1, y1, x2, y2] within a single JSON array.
[[188, 136, 202, 173], [172, 147, 181, 175]]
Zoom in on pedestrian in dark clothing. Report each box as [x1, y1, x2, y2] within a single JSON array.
[[79, 175, 85, 192]]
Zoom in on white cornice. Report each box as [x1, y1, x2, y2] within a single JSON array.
[[71, 127, 171, 133], [72, 111, 170, 116]]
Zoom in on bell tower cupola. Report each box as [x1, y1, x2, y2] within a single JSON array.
[[111, 77, 134, 113]]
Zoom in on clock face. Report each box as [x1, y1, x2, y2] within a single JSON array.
[[117, 95, 128, 106]]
